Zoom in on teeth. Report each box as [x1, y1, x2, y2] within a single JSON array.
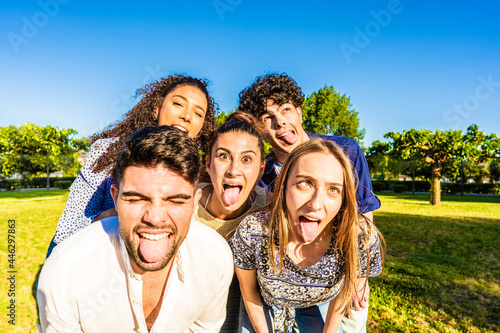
[[173, 126, 187, 133], [278, 132, 289, 138], [140, 233, 168, 241], [303, 216, 319, 222]]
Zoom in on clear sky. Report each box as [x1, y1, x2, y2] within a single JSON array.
[[1, 0, 499, 146]]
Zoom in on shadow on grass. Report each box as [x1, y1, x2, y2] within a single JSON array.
[[373, 210, 500, 331]]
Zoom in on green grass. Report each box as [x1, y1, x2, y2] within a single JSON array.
[[0, 189, 67, 333], [369, 193, 500, 332], [0, 190, 498, 332]]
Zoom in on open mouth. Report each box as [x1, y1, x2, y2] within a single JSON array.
[[299, 215, 320, 243], [172, 125, 188, 134], [137, 231, 172, 263], [222, 184, 243, 206], [277, 130, 298, 145]]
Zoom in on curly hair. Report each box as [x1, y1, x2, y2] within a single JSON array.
[[237, 73, 304, 119], [90, 75, 217, 173]]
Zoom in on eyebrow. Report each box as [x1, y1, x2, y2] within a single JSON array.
[[172, 94, 206, 114], [121, 191, 192, 200], [216, 147, 257, 155], [295, 174, 343, 187]]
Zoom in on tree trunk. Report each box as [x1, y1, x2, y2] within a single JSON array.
[[411, 166, 415, 195], [46, 163, 50, 192], [430, 163, 441, 206]]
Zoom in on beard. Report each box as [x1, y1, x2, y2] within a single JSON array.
[[120, 223, 183, 272]]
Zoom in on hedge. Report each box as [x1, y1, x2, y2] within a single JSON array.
[[371, 180, 499, 195], [0, 177, 76, 190]]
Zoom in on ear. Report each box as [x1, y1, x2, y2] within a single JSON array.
[[110, 184, 119, 206], [194, 188, 202, 206], [205, 155, 211, 172], [258, 161, 265, 179]]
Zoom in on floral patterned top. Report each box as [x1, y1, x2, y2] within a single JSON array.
[[228, 209, 382, 333]]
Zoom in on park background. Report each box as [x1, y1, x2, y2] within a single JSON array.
[[1, 0, 499, 332]]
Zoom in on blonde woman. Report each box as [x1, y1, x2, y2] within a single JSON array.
[[229, 139, 384, 333]]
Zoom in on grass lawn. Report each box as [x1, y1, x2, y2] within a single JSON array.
[[0, 190, 499, 332]]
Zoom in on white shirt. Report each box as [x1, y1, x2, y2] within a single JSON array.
[[38, 216, 234, 333]]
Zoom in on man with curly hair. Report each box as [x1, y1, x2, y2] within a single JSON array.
[[238, 73, 380, 332]]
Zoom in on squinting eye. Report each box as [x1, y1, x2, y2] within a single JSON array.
[[195, 112, 203, 118], [173, 102, 182, 107]]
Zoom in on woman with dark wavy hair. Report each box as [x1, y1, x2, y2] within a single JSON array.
[[46, 75, 217, 257]]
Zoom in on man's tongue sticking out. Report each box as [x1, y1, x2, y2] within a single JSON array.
[[138, 233, 170, 263], [299, 217, 319, 243], [223, 185, 241, 206], [280, 131, 298, 145]]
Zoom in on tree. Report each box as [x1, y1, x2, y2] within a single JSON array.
[[385, 125, 499, 206], [301, 85, 365, 145], [0, 123, 90, 190], [488, 159, 500, 182]]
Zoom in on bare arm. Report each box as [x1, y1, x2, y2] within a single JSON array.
[[235, 267, 269, 333], [323, 294, 343, 333]]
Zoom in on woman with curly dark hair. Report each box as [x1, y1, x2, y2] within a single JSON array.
[[46, 75, 217, 257]]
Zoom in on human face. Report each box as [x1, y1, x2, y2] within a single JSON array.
[[285, 152, 344, 244], [111, 165, 201, 274], [206, 131, 265, 220], [260, 99, 308, 163], [156, 85, 208, 138]]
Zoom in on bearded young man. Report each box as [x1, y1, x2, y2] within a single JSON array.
[[37, 126, 233, 333]]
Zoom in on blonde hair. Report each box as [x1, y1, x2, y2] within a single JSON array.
[[266, 138, 384, 315]]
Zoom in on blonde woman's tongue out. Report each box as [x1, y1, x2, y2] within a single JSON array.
[[299, 216, 320, 243]]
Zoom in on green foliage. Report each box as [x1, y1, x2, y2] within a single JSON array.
[[384, 125, 499, 205], [0, 123, 89, 182], [54, 180, 73, 189], [215, 110, 231, 126], [0, 177, 76, 190], [372, 180, 431, 192], [489, 159, 500, 182], [301, 85, 365, 144]]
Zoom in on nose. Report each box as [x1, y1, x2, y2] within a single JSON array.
[[307, 189, 323, 211], [143, 203, 166, 226], [274, 113, 287, 128], [179, 105, 192, 122], [226, 159, 242, 177]]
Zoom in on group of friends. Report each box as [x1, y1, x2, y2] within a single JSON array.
[[37, 73, 384, 333]]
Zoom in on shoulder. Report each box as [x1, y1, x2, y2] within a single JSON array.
[[185, 219, 233, 258], [310, 132, 361, 152], [44, 217, 120, 270], [182, 220, 233, 278], [236, 209, 270, 239], [81, 138, 119, 177], [87, 138, 118, 159]]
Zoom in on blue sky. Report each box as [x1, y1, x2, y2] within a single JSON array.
[[1, 0, 499, 145]]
